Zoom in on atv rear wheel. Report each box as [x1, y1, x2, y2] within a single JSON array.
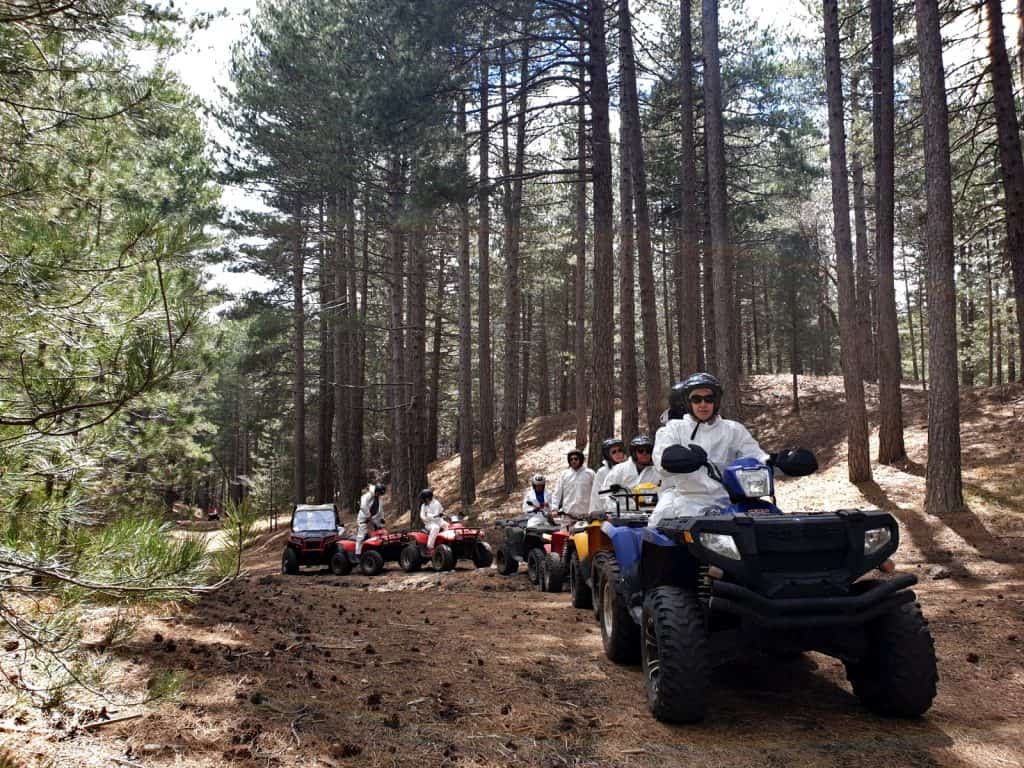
[[591, 552, 611, 621], [600, 558, 640, 664], [844, 599, 938, 717], [569, 551, 592, 609], [399, 544, 423, 573], [495, 545, 518, 575], [281, 547, 299, 575], [359, 549, 385, 576], [526, 548, 543, 585], [541, 552, 565, 593], [432, 544, 456, 571], [330, 550, 352, 576], [471, 541, 494, 569], [641, 586, 710, 723]]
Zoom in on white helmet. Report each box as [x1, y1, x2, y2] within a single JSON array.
[[531, 473, 546, 486]]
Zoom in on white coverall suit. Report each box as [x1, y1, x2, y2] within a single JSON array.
[[420, 498, 447, 550], [551, 466, 595, 520], [600, 459, 661, 514], [649, 413, 768, 526], [356, 489, 385, 555]]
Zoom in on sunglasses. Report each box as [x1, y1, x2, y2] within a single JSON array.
[[634, 447, 652, 454], [569, 456, 582, 462], [609, 447, 625, 455], [689, 395, 717, 404]]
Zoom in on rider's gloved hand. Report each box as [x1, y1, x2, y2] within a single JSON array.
[[769, 448, 818, 477], [661, 443, 708, 473]]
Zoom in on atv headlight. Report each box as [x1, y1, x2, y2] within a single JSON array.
[[863, 526, 892, 555], [735, 467, 772, 498], [699, 532, 741, 560]]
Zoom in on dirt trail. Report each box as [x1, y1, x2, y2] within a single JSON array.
[[4, 377, 1023, 767]]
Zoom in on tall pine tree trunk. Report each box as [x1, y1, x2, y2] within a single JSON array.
[[618, 66, 639, 442], [478, 45, 497, 468], [620, 0, 663, 432], [292, 205, 307, 503], [406, 219, 429, 508], [457, 98, 476, 505], [985, 0, 1024, 375], [539, 291, 552, 415], [677, 0, 701, 377], [703, 0, 738, 416], [332, 191, 350, 507], [824, 0, 871, 483], [386, 157, 410, 515], [852, 155, 876, 381], [916, 0, 964, 515], [575, 40, 589, 450], [427, 252, 444, 463], [872, 0, 906, 463], [316, 200, 334, 504], [586, 0, 616, 466]]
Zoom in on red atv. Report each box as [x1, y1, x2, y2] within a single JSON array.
[[335, 529, 409, 576], [281, 504, 348, 575], [399, 515, 493, 572]]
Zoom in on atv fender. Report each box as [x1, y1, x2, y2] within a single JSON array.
[[601, 522, 645, 574]]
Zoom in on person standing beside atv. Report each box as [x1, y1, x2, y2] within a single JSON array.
[[355, 483, 387, 557], [600, 435, 661, 514], [522, 473, 554, 524], [649, 372, 769, 526], [551, 449, 596, 520], [590, 437, 627, 515], [419, 488, 448, 552]]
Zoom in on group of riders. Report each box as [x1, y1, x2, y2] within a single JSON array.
[[354, 371, 817, 558]]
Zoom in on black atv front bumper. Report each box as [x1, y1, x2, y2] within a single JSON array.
[[709, 573, 918, 629]]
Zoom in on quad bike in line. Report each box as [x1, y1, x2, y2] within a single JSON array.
[[400, 515, 493, 572]]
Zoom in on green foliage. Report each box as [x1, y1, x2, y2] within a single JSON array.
[[212, 498, 259, 579]]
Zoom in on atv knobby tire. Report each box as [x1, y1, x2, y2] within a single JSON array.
[[359, 549, 385, 576], [541, 552, 565, 593], [399, 544, 423, 573], [432, 543, 456, 572], [569, 551, 592, 609], [471, 541, 494, 569], [600, 558, 640, 664], [330, 550, 352, 576], [641, 586, 710, 723], [591, 551, 611, 621], [526, 548, 543, 585], [281, 547, 299, 575], [844, 599, 938, 717], [495, 545, 518, 575]]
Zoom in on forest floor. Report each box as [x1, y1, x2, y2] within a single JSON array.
[[3, 375, 1023, 768]]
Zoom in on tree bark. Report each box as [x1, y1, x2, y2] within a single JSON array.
[[457, 98, 476, 506], [406, 218, 429, 510], [316, 200, 334, 504], [985, 0, 1024, 376], [823, 0, 871, 483], [703, 0, 738, 416], [586, 0, 616, 466], [427, 251, 444, 463], [620, 0, 663, 432], [332, 191, 350, 508], [872, 0, 905, 463], [677, 0, 701, 377], [539, 290, 552, 415], [618, 64, 639, 442], [916, 0, 964, 515], [386, 156, 410, 515], [575, 42, 589, 451], [292, 205, 307, 504], [478, 45, 497, 468], [852, 155, 876, 381]]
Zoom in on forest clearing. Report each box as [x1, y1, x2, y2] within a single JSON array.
[[3, 378, 1022, 768]]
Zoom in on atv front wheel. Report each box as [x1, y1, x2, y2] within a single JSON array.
[[432, 544, 456, 571], [844, 599, 938, 717], [495, 545, 518, 575], [359, 549, 385, 576], [330, 550, 352, 576], [569, 551, 592, 609], [600, 558, 640, 664], [281, 547, 299, 575], [526, 548, 543, 585], [399, 544, 423, 572], [641, 586, 709, 723], [471, 541, 494, 569], [541, 552, 565, 593]]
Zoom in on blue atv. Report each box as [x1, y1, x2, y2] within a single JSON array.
[[598, 455, 938, 723]]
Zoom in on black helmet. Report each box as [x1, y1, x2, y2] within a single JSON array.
[[628, 434, 654, 460], [373, 484, 386, 495], [669, 372, 723, 419], [600, 437, 625, 466], [419, 488, 434, 501], [567, 449, 585, 465]]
